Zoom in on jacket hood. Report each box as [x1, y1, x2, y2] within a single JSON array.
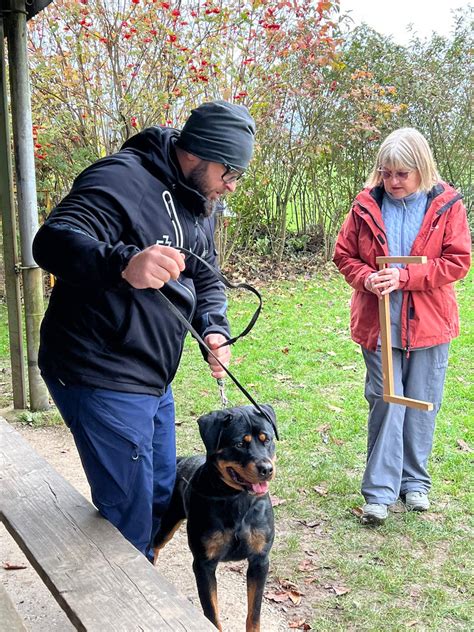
[[121, 126, 208, 214]]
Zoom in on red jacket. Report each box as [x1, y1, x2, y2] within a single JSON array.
[[333, 182, 471, 351]]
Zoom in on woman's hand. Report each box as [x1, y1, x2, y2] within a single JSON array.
[[364, 267, 401, 298]]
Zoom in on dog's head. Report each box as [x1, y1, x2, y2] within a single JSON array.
[[197, 404, 277, 496]]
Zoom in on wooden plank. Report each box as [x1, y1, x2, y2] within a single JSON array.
[[0, 418, 215, 632], [0, 583, 28, 631], [375, 255, 433, 411], [376, 256, 427, 265], [378, 292, 394, 396], [383, 395, 433, 411]]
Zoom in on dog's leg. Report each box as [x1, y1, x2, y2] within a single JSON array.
[[152, 490, 186, 565], [153, 519, 185, 564], [192, 558, 222, 631], [245, 556, 269, 632]]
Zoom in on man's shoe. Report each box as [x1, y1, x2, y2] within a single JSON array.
[[360, 503, 388, 525], [405, 492, 430, 512]]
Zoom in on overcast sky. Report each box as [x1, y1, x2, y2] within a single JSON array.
[[338, 0, 469, 45]]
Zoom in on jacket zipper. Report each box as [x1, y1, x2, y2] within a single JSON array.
[[405, 293, 412, 358], [355, 203, 388, 243]]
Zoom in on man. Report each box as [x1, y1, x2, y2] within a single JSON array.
[[33, 100, 256, 560]]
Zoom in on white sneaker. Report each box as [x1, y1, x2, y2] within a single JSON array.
[[361, 503, 388, 525], [405, 492, 430, 512]]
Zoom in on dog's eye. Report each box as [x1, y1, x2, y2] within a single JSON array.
[[235, 441, 244, 448]]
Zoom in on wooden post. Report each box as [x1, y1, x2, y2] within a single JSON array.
[[376, 256, 433, 411]]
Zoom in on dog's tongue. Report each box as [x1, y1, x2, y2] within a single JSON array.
[[251, 481, 269, 495]]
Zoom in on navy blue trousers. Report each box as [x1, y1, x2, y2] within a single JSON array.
[[44, 376, 176, 560]]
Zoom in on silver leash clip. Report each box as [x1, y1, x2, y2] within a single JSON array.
[[216, 378, 228, 408]]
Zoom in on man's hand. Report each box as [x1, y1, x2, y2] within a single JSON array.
[[204, 333, 231, 379], [364, 267, 401, 299], [121, 245, 185, 289]]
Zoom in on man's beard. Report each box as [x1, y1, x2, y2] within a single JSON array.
[[186, 162, 220, 217]]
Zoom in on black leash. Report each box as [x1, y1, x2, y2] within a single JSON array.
[[156, 247, 278, 436]]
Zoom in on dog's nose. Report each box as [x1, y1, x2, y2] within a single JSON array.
[[257, 462, 273, 479]]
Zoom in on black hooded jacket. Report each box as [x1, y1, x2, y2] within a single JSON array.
[[33, 127, 230, 396]]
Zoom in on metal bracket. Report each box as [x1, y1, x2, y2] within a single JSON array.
[[14, 263, 40, 274], [376, 256, 433, 411]]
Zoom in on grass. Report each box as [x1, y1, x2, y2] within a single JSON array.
[[0, 263, 472, 630]]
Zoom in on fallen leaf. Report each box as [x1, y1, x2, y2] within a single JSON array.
[[304, 576, 319, 585], [289, 591, 302, 605], [332, 438, 344, 445], [326, 350, 336, 356], [278, 579, 300, 591], [313, 485, 328, 496], [227, 563, 244, 574], [342, 365, 357, 371], [270, 495, 286, 507], [275, 374, 292, 382], [281, 347, 290, 354], [289, 619, 311, 629], [265, 590, 290, 603], [324, 584, 351, 596], [316, 423, 330, 433], [2, 562, 27, 570], [327, 405, 343, 413], [350, 506, 364, 518], [296, 519, 322, 529], [407, 621, 420, 627], [298, 559, 315, 572], [456, 439, 472, 452]]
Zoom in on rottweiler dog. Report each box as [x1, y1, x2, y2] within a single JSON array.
[[153, 404, 277, 632]]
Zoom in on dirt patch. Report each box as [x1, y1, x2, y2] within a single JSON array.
[[0, 419, 290, 631]]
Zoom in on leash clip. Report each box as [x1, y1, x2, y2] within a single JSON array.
[[216, 378, 228, 408]]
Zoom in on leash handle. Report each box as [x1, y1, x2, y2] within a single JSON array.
[[176, 246, 262, 348]]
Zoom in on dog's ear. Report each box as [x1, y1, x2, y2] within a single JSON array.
[[259, 404, 279, 441], [197, 410, 234, 453]]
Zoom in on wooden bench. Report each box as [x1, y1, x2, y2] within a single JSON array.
[[0, 417, 215, 631]]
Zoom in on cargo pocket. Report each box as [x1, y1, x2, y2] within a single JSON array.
[[74, 391, 143, 508], [425, 344, 449, 411]]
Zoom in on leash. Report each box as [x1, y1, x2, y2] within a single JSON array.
[[155, 246, 276, 433]]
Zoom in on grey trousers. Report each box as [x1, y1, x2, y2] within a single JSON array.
[[361, 344, 449, 505]]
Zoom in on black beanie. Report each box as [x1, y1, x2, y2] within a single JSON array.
[[176, 100, 256, 170]]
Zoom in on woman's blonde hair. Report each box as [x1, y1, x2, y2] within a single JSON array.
[[365, 127, 440, 192]]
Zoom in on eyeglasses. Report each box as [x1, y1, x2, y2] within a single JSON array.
[[221, 164, 245, 184], [377, 168, 413, 181]]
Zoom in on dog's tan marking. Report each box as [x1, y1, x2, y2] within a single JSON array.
[[246, 577, 261, 632], [243, 434, 252, 443], [258, 433, 267, 442], [204, 529, 233, 560], [247, 529, 267, 554], [153, 519, 185, 565], [209, 587, 222, 631]]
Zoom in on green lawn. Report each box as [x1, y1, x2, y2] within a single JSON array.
[[1, 263, 472, 630]]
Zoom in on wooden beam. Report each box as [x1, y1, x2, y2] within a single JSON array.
[[376, 256, 427, 265], [376, 256, 433, 411]]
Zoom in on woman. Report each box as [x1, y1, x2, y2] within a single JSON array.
[[333, 128, 471, 525]]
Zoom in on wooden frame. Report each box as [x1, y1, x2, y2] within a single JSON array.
[[376, 256, 433, 411]]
